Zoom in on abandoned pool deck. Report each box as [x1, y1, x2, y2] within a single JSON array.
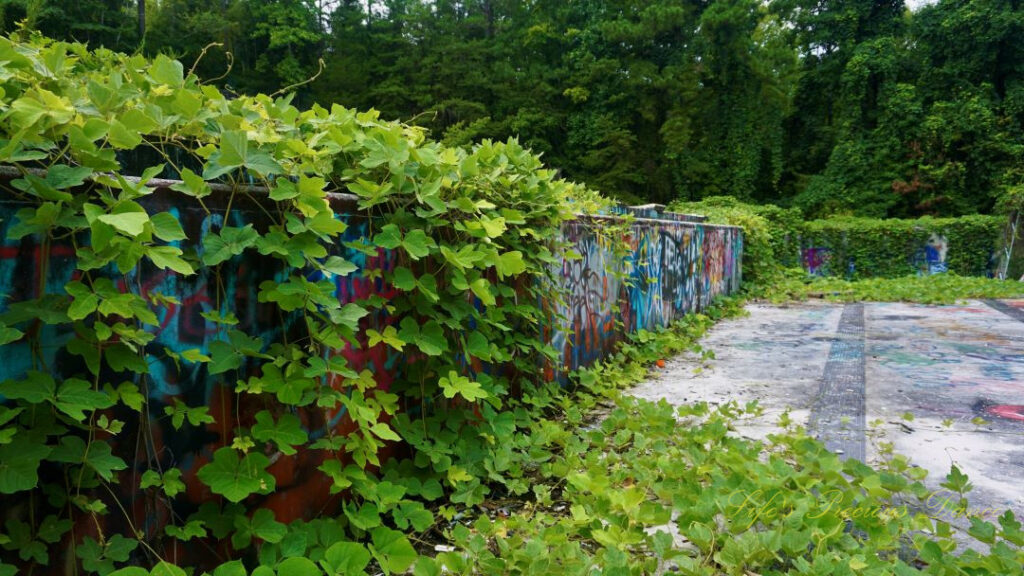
[[632, 299, 1024, 520]]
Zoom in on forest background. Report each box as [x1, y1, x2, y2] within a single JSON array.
[[0, 0, 1020, 218]]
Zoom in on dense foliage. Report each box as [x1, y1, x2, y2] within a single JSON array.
[[0, 31, 604, 575], [671, 197, 1011, 285], [798, 215, 1004, 279], [2, 0, 1019, 217], [1, 32, 1021, 575]]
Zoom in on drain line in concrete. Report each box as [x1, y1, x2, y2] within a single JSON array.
[[809, 303, 866, 461], [982, 299, 1024, 323]]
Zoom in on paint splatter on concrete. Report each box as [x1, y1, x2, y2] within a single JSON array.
[[631, 299, 1024, 521]]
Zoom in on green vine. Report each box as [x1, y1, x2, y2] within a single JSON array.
[[0, 32, 601, 574], [0, 32, 1021, 576]]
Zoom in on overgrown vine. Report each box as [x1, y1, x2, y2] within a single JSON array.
[[0, 32, 606, 574], [0, 32, 1021, 576]]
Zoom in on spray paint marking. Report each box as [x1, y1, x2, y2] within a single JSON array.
[[809, 303, 866, 461], [986, 405, 1024, 422], [982, 299, 1024, 323]]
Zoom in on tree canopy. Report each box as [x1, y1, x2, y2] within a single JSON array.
[[1, 0, 1021, 217]]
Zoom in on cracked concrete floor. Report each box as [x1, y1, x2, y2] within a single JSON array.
[[630, 299, 1024, 521]]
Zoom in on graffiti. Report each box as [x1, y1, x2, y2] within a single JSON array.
[[867, 303, 1024, 433], [803, 233, 958, 277], [609, 204, 707, 223], [983, 404, 1024, 422], [547, 215, 742, 377], [802, 247, 832, 277], [924, 234, 949, 274], [0, 189, 743, 559]]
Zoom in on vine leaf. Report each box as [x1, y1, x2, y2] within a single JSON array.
[[97, 211, 150, 237], [65, 281, 98, 320], [170, 168, 212, 199], [77, 535, 138, 574], [276, 557, 319, 576], [0, 370, 56, 404], [45, 165, 93, 189], [269, 180, 299, 201], [197, 447, 275, 503], [401, 229, 434, 259], [165, 520, 207, 542], [251, 411, 308, 455], [469, 278, 495, 306], [142, 468, 186, 498], [149, 54, 184, 87], [321, 256, 357, 277], [203, 130, 284, 179], [54, 378, 115, 421], [210, 562, 246, 576], [465, 331, 493, 361], [232, 508, 286, 549], [0, 436, 51, 493], [150, 562, 187, 576], [367, 326, 405, 351], [322, 541, 371, 575], [372, 224, 402, 250], [392, 267, 416, 291], [11, 174, 73, 202], [369, 527, 418, 575], [203, 225, 259, 266], [150, 213, 187, 241], [49, 436, 127, 481], [369, 422, 401, 442], [328, 303, 368, 332], [36, 515, 72, 544], [438, 371, 488, 402], [398, 318, 448, 356], [392, 502, 434, 532], [107, 120, 142, 149], [0, 372, 112, 421], [344, 502, 381, 530], [164, 399, 215, 429], [147, 246, 195, 275], [495, 250, 527, 278]]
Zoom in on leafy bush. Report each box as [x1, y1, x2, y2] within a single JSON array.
[[800, 215, 1004, 279], [0, 32, 600, 574], [671, 198, 1010, 285]]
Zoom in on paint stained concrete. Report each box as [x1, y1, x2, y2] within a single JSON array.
[[631, 299, 1024, 520]]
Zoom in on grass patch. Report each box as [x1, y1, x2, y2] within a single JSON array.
[[755, 271, 1024, 305]]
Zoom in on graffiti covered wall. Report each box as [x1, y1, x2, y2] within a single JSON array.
[[793, 216, 1005, 279], [799, 234, 965, 278], [0, 186, 741, 556], [547, 214, 742, 375]]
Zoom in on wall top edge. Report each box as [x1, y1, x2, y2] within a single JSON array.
[[0, 166, 740, 233], [576, 212, 743, 232]]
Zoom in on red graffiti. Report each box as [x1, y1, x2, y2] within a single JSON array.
[[986, 405, 1024, 421]]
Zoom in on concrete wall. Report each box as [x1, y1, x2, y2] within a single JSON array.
[[547, 215, 741, 376], [0, 185, 741, 539]]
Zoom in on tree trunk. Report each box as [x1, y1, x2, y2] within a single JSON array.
[[483, 0, 494, 38], [138, 0, 145, 40]]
